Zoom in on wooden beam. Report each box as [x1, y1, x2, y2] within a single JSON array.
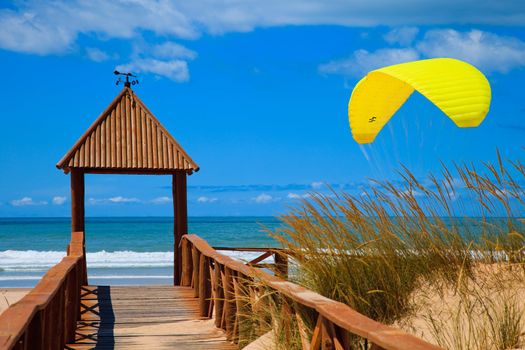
[[76, 167, 193, 175], [173, 172, 188, 285], [70, 169, 87, 285], [70, 170, 84, 233]]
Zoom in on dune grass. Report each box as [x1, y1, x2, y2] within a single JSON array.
[[264, 154, 525, 348]]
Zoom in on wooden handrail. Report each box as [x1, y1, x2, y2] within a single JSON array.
[[0, 231, 86, 350], [182, 234, 442, 350]]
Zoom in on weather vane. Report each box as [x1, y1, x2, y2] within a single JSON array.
[[114, 70, 139, 88]]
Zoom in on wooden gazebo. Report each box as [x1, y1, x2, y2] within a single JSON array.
[[56, 86, 199, 285]]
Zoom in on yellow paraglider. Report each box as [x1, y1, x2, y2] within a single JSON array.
[[348, 58, 491, 144]]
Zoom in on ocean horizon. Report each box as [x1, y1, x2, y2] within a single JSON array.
[[0, 216, 282, 287], [2, 216, 522, 287]]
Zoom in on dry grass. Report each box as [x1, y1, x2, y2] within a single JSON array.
[[264, 153, 525, 349], [233, 276, 309, 350], [399, 263, 525, 350]]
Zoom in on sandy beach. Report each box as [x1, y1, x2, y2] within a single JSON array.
[[0, 288, 29, 315]]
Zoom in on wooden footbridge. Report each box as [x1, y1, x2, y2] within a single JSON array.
[[0, 85, 441, 350]]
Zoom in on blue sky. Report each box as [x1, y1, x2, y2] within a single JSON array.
[[0, 1, 524, 216]]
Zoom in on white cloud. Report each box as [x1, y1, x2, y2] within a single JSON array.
[[253, 193, 273, 203], [287, 193, 311, 199], [10, 197, 47, 206], [151, 196, 171, 204], [116, 59, 189, 82], [1, 1, 524, 57], [152, 42, 197, 60], [0, 1, 196, 55], [383, 27, 419, 46], [52, 196, 67, 205], [89, 196, 140, 204], [176, 1, 525, 33], [319, 48, 419, 77], [417, 29, 525, 73], [197, 196, 218, 203], [87, 197, 101, 205], [2, 2, 524, 84], [321, 28, 525, 77], [311, 181, 324, 189], [108, 196, 140, 203], [85, 47, 111, 62]]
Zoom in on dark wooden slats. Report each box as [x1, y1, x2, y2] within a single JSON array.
[[56, 87, 199, 174]]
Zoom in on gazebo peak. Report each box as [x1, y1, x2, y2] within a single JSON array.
[[57, 87, 199, 174]]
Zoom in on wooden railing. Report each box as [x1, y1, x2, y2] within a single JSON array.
[[0, 231, 86, 350], [181, 234, 443, 350]]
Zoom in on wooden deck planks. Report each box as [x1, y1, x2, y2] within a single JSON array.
[[65, 285, 235, 350]]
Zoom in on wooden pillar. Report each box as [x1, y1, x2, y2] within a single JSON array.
[[70, 169, 87, 285], [70, 169, 85, 233], [173, 172, 188, 285]]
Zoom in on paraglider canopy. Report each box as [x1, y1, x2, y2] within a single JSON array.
[[348, 58, 491, 144]]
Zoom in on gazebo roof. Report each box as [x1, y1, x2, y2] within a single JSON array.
[[57, 87, 199, 174]]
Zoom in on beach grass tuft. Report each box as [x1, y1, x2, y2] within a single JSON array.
[[263, 153, 525, 348]]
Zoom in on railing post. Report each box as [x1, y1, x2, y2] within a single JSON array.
[[25, 310, 44, 350], [274, 251, 288, 279], [213, 263, 224, 328], [198, 254, 212, 317], [181, 238, 193, 287], [221, 267, 236, 340], [192, 246, 200, 297], [233, 273, 253, 346], [57, 284, 66, 350]]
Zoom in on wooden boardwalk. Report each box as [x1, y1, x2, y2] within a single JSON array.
[[65, 285, 235, 350]]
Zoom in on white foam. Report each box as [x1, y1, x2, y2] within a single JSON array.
[[0, 275, 174, 281], [0, 249, 274, 272]]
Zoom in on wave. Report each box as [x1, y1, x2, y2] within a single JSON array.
[[0, 249, 274, 272], [0, 275, 174, 281]]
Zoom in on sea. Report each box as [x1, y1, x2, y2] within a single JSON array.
[[0, 217, 283, 287]]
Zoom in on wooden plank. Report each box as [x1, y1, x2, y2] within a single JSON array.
[[141, 109, 147, 168], [94, 121, 100, 168], [146, 117, 152, 168], [152, 122, 158, 168], [121, 96, 128, 167], [134, 99, 141, 168], [168, 142, 173, 168], [110, 109, 116, 167], [89, 132, 95, 167], [105, 110, 111, 167], [65, 285, 235, 350], [115, 99, 122, 167], [125, 93, 132, 168]]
